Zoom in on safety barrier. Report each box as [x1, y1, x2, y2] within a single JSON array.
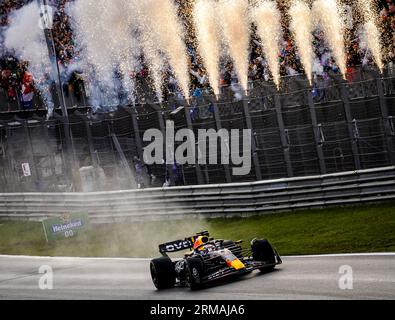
[[0, 166, 394, 223]]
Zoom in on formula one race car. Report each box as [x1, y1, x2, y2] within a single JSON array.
[[150, 231, 282, 290]]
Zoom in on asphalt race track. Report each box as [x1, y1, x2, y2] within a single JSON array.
[[0, 254, 394, 300]]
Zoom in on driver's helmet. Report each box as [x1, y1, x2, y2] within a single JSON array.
[[193, 235, 209, 250]]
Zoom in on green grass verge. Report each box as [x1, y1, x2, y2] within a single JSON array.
[[0, 202, 395, 258]]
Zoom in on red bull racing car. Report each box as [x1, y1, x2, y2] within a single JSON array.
[[150, 231, 282, 290]]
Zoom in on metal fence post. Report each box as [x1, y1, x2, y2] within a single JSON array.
[[130, 106, 144, 162], [108, 120, 137, 189], [39, 0, 67, 112], [340, 83, 361, 170], [39, 0, 78, 190], [4, 126, 16, 192], [24, 120, 40, 189], [242, 98, 262, 180], [212, 102, 232, 183], [41, 118, 57, 187], [377, 78, 395, 165], [307, 90, 327, 174], [156, 104, 175, 185], [274, 94, 293, 177], [184, 104, 204, 185], [53, 116, 77, 191], [84, 119, 99, 168]]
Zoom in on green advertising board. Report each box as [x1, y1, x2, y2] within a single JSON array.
[[42, 212, 90, 242]]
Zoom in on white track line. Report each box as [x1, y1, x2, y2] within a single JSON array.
[[1, 253, 394, 261], [285, 253, 395, 258], [0, 255, 149, 261]]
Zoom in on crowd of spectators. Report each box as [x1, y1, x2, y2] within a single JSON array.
[[0, 1, 27, 109], [380, 0, 395, 62], [51, 0, 74, 66], [175, 0, 395, 99], [0, 0, 394, 111], [0, 0, 26, 27], [0, 0, 75, 110], [183, 0, 395, 98]]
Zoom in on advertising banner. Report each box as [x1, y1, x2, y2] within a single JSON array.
[[42, 212, 89, 242]]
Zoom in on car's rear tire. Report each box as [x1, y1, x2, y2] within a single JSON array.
[[150, 257, 176, 290], [251, 239, 276, 273], [186, 257, 204, 290]]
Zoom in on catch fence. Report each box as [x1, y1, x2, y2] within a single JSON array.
[[0, 65, 394, 192]]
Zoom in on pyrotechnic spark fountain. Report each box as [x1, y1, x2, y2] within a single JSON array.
[[193, 0, 221, 96], [104, 0, 139, 103], [357, 0, 384, 73], [133, 1, 165, 102], [139, 34, 165, 103], [118, 48, 138, 104], [251, 0, 282, 89], [2, 0, 389, 114], [67, 0, 119, 107], [68, 0, 142, 107], [363, 21, 384, 73], [139, 0, 190, 100], [289, 0, 314, 85], [219, 0, 250, 94], [312, 0, 347, 78]]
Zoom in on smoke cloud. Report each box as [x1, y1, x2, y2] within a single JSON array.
[[4, 1, 55, 116]]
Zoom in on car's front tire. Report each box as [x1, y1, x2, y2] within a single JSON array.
[[186, 257, 204, 290], [251, 239, 276, 273], [150, 257, 176, 290]]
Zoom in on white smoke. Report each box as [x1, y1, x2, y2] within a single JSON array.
[[4, 1, 55, 115]]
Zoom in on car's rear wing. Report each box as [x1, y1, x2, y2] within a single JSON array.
[[159, 231, 209, 254]]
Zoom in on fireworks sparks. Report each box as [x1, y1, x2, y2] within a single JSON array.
[[251, 0, 283, 89], [357, 0, 384, 73], [193, 0, 221, 96], [3, 0, 391, 111], [68, 0, 190, 106], [312, 0, 347, 78], [138, 0, 190, 100], [289, 0, 314, 85], [218, 0, 250, 94]]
